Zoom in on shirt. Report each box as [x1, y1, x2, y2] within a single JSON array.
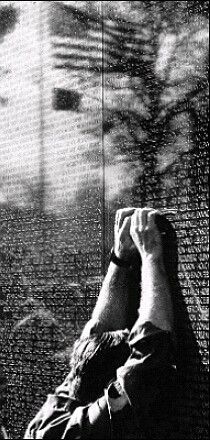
[[24, 322, 177, 439]]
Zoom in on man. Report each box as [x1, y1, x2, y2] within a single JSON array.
[[25, 207, 177, 439]]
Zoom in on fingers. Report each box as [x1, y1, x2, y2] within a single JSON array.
[[130, 210, 141, 247], [115, 208, 136, 231], [130, 208, 139, 233], [139, 208, 150, 231], [120, 216, 131, 236], [116, 207, 162, 238], [147, 210, 160, 230], [131, 208, 160, 233]]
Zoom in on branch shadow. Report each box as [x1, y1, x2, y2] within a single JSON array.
[[50, 2, 209, 208]]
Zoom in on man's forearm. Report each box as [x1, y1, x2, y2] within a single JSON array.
[[137, 257, 173, 332], [90, 262, 132, 332]]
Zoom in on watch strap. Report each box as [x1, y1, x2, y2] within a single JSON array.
[[110, 248, 132, 268]]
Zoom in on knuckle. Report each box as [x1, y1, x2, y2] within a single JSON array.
[[148, 209, 155, 216]]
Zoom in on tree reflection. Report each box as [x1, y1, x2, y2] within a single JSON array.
[[51, 1, 209, 202]]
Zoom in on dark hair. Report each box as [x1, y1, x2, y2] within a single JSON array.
[[67, 331, 130, 404]]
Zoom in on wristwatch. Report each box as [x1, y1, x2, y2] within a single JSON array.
[[109, 248, 132, 268]]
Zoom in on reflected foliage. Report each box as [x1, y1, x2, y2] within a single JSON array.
[[0, 4, 19, 108], [51, 1, 209, 201], [0, 5, 19, 39]]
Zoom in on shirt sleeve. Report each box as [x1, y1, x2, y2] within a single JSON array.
[[24, 394, 111, 439], [116, 321, 177, 437]]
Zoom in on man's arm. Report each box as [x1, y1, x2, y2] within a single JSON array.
[[82, 208, 140, 336], [130, 207, 174, 333], [115, 208, 176, 437], [88, 262, 132, 333]]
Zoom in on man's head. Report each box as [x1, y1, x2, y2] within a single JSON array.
[[67, 331, 130, 404]]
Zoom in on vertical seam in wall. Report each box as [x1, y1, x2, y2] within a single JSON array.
[[101, 1, 106, 277], [39, 1, 45, 214]]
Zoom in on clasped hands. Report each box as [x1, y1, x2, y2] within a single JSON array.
[[114, 207, 164, 266]]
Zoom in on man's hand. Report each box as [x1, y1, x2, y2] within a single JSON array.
[[0, 426, 8, 440], [130, 208, 163, 262], [114, 208, 138, 262]]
